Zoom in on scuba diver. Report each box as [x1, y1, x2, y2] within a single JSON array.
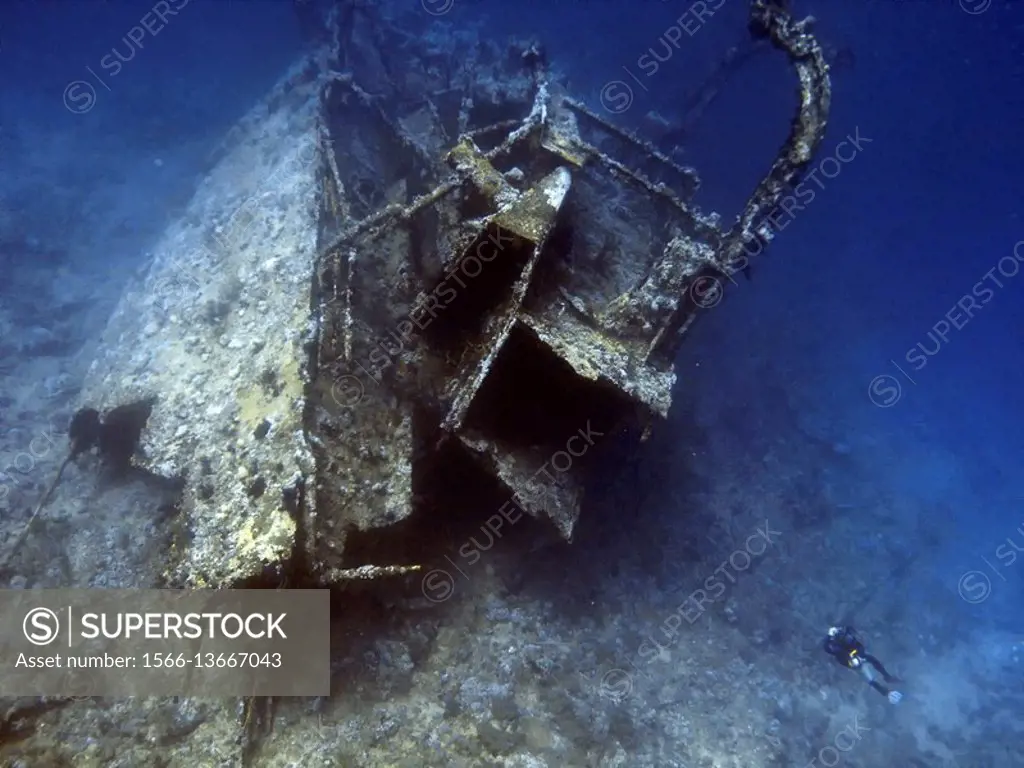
[[823, 626, 903, 704]]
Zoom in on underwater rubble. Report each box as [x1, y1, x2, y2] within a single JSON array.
[[73, 0, 830, 593]]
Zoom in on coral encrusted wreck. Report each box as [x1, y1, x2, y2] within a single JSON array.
[[78, 0, 831, 588]]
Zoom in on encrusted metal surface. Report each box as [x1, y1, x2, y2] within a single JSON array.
[[78, 59, 323, 588]]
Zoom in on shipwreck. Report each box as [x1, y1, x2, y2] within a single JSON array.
[[64, 0, 831, 590]]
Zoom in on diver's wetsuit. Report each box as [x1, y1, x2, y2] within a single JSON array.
[[823, 626, 899, 698]]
